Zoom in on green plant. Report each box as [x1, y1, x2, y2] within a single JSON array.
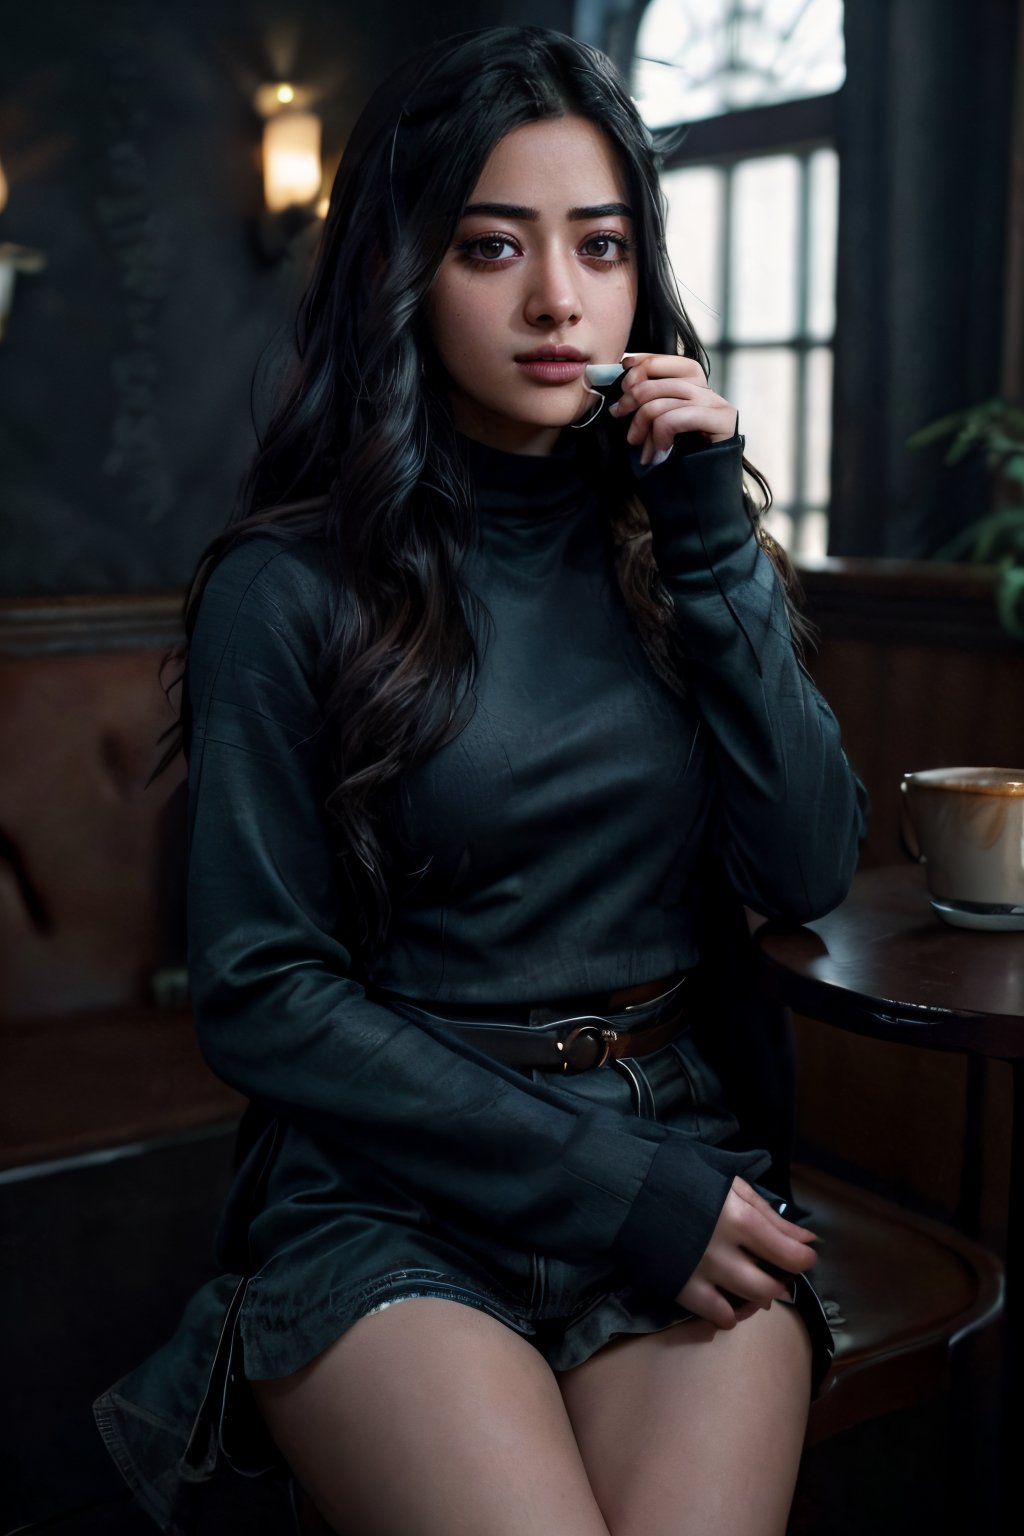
[[907, 398, 1024, 638]]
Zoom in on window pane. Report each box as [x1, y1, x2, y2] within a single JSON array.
[[662, 166, 725, 345], [730, 347, 797, 504], [731, 156, 799, 341], [634, 0, 845, 128], [797, 509, 829, 561], [633, 3, 724, 127], [805, 346, 833, 505], [761, 0, 847, 98], [807, 148, 839, 338], [763, 507, 795, 551]]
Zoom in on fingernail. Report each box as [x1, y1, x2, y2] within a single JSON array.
[[607, 400, 621, 415], [649, 446, 672, 468]]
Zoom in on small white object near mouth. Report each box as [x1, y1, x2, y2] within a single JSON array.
[[583, 363, 626, 388]]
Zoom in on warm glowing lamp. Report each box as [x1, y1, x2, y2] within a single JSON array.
[[262, 109, 322, 212], [0, 150, 47, 341]]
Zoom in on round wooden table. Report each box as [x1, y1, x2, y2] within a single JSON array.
[[756, 862, 1022, 1512], [756, 862, 1024, 1056]]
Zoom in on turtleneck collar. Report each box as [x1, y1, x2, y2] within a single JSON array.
[[460, 430, 589, 526]]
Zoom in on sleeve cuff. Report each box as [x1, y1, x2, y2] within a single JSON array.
[[611, 1136, 771, 1298], [631, 434, 757, 574]]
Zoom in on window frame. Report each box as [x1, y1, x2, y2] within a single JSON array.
[[656, 92, 842, 551]]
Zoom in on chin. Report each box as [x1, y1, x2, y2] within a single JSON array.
[[453, 385, 590, 443], [517, 396, 590, 430]]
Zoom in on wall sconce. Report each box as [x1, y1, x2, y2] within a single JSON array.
[[0, 150, 47, 342], [254, 83, 324, 259]]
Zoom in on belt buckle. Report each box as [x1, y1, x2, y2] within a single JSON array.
[[556, 1019, 617, 1073]]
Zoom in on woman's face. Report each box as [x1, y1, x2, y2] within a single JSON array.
[[428, 114, 639, 455]]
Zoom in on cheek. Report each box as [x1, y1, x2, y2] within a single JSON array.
[[430, 286, 502, 381], [607, 273, 639, 334], [429, 283, 472, 359]]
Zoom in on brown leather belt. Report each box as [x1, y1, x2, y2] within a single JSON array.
[[385, 973, 692, 1075]]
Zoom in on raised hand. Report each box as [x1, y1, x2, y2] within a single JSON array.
[[674, 1176, 819, 1330], [608, 353, 739, 465]]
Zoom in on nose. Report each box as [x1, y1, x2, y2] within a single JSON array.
[[524, 244, 582, 328]]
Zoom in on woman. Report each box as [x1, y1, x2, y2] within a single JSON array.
[[96, 25, 867, 1536]]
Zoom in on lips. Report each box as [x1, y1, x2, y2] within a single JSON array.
[[515, 345, 589, 384], [514, 345, 588, 363]]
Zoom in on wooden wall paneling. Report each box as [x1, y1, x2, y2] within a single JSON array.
[[0, 619, 186, 1020], [794, 1026, 971, 1219]]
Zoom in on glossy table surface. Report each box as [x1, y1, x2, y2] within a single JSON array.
[[756, 863, 1024, 1059]]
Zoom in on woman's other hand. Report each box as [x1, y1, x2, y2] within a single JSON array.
[[674, 1176, 819, 1330], [608, 353, 739, 466]]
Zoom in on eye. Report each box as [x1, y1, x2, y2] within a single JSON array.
[[580, 232, 633, 265], [456, 233, 521, 264]]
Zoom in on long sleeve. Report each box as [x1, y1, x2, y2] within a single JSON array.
[[184, 534, 770, 1300], [634, 435, 869, 922]]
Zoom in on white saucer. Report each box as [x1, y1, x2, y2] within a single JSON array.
[[930, 900, 1024, 931]]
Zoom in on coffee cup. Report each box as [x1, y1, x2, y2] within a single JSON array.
[[900, 767, 1024, 930]]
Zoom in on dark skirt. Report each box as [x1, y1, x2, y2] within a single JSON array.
[[94, 1008, 837, 1533]]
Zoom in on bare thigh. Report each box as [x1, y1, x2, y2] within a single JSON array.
[[557, 1300, 813, 1536], [250, 1298, 612, 1536]]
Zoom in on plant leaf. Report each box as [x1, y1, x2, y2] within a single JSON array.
[[935, 507, 1024, 561], [995, 563, 1024, 640], [906, 413, 968, 449], [945, 425, 983, 465]]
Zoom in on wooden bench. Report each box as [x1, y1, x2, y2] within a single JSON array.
[[0, 597, 243, 1533]]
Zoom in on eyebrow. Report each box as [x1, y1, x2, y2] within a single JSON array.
[[461, 201, 634, 221]]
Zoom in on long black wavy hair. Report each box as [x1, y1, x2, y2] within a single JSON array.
[[157, 25, 805, 949]]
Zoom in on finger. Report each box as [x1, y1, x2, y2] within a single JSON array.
[[634, 404, 738, 462], [725, 1198, 820, 1273], [627, 395, 732, 443], [621, 352, 707, 382], [617, 354, 712, 405], [710, 1253, 799, 1306], [736, 1210, 822, 1271], [625, 377, 721, 408], [611, 375, 719, 419], [730, 1299, 766, 1323], [676, 1276, 741, 1330], [618, 352, 707, 398], [617, 353, 653, 398], [731, 1178, 818, 1231], [733, 1181, 820, 1243]]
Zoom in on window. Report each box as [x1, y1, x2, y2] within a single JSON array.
[[632, 0, 845, 558], [634, 0, 846, 125]]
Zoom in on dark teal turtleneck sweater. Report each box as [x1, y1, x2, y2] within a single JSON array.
[[183, 431, 867, 1299], [379, 435, 713, 998]]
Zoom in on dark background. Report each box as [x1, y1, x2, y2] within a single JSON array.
[[0, 0, 1020, 581]]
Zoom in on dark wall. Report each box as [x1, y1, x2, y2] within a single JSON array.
[[829, 0, 1020, 557], [0, 0, 572, 596]]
